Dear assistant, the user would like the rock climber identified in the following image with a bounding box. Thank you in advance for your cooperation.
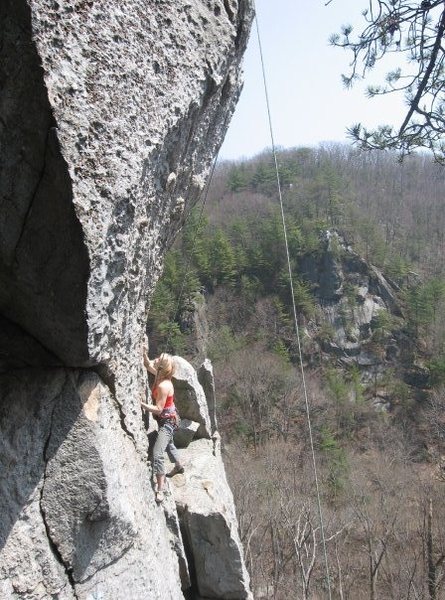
[141,349,184,503]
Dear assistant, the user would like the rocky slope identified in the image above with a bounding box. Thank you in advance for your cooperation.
[299,230,414,408]
[0,1,253,598]
[301,231,401,358]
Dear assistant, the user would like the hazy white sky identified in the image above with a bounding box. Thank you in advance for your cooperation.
[220,0,407,160]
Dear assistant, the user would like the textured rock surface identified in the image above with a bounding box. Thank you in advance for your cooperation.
[301,230,400,359]
[0,0,90,367]
[161,491,191,591]
[170,438,252,600]
[0,0,253,597]
[198,358,218,433]
[174,418,201,449]
[0,369,184,599]
[0,0,253,446]
[150,358,251,598]
[0,372,75,599]
[173,356,213,439]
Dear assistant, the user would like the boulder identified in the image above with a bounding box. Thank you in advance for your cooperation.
[0,369,184,598]
[174,418,201,449]
[198,358,218,433]
[173,356,212,439]
[170,438,252,600]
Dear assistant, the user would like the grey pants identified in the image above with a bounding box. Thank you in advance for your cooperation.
[153,423,180,475]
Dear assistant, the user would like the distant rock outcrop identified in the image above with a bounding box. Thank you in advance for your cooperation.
[0,1,253,597]
[301,231,402,371]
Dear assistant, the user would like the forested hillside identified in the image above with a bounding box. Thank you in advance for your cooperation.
[147,144,445,599]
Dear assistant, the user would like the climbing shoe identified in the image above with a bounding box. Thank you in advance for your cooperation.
[166,465,185,478]
[155,490,165,503]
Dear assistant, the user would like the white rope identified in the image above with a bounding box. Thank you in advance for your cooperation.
[164,153,219,352]
[254,10,333,599]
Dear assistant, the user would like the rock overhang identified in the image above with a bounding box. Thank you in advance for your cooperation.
[0,2,254,596]
[0,0,254,372]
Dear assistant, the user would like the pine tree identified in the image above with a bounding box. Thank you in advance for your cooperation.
[331,0,445,160]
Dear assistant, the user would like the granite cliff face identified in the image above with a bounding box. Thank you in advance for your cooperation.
[0,1,253,597]
[300,230,409,408]
[300,230,401,362]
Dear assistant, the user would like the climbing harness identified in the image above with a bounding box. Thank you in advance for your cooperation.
[254,9,333,599]
[152,385,180,429]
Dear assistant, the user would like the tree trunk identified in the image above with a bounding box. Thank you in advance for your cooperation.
[427,498,436,600]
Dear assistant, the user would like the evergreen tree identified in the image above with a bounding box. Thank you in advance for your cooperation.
[210,229,237,287]
[227,164,249,192]
[331,0,445,160]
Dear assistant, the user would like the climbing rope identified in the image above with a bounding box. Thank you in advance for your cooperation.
[149,8,333,595]
[254,9,333,599]
[163,153,219,352]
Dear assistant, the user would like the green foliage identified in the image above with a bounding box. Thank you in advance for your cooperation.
[299,221,326,254]
[425,279,445,317]
[317,321,336,345]
[302,164,347,227]
[355,217,387,266]
[149,280,176,328]
[343,283,358,311]
[338,303,356,340]
[326,368,349,405]
[268,298,291,334]
[384,254,411,285]
[233,420,252,439]
[332,1,445,160]
[147,242,204,352]
[279,275,316,319]
[390,379,412,405]
[319,426,349,499]
[427,355,445,387]
[156,322,186,354]
[228,164,249,192]
[207,325,244,363]
[329,234,345,261]
[272,339,290,363]
[370,308,394,343]
[403,279,445,337]
[227,156,299,196]
[182,210,211,284]
[325,367,368,436]
[348,364,364,404]
[250,162,277,194]
[210,229,238,287]
[238,274,261,305]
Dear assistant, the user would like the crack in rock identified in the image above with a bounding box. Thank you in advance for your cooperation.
[39,375,79,600]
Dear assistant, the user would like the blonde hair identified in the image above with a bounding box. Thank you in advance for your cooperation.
[154,353,174,387]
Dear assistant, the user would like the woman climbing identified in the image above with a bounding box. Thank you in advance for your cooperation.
[141,350,184,503]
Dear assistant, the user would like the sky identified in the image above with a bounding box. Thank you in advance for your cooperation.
[220,0,407,160]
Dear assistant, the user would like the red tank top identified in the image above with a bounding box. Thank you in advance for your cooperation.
[152,386,174,406]
[152,386,176,420]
